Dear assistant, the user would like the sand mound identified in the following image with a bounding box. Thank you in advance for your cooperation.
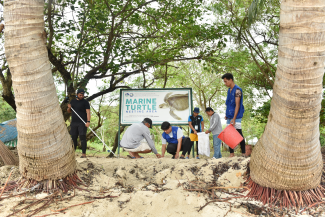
[0,157,323,216]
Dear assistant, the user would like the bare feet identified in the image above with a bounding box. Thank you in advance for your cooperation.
[229,153,235,157]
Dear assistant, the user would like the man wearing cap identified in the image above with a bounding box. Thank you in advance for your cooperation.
[188,107,204,159]
[120,118,162,159]
[67,88,91,158]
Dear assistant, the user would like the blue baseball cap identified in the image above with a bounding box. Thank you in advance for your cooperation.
[193,107,200,113]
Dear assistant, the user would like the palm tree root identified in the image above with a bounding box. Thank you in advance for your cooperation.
[245,177,325,210]
[0,172,87,196]
[246,153,325,210]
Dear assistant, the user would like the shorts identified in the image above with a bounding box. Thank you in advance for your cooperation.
[226,118,242,129]
[70,123,87,135]
[123,139,151,152]
[189,133,198,142]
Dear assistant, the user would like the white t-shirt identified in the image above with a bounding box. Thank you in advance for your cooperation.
[161,128,183,144]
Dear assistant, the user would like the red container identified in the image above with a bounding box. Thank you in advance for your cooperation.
[218,125,244,149]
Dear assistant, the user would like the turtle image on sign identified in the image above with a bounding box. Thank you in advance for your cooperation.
[159,92,189,120]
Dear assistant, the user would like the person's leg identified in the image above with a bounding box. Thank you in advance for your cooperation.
[215,135,222,158]
[181,138,192,157]
[70,124,78,150]
[128,151,136,158]
[236,129,246,157]
[187,141,194,158]
[79,124,88,157]
[212,134,218,158]
[229,147,235,157]
[226,119,235,157]
[133,149,151,158]
[80,135,87,156]
[71,135,78,150]
[166,143,177,157]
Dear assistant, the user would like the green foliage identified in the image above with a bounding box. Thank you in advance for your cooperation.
[247,0,266,26]
[47,0,226,100]
[250,99,270,123]
[320,126,325,147]
[0,97,16,123]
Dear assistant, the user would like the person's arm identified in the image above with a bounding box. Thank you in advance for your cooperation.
[67,102,72,113]
[143,130,159,155]
[175,137,182,159]
[207,114,216,133]
[161,135,167,157]
[161,143,167,157]
[85,109,90,127]
[188,122,197,134]
[231,97,241,126]
[201,120,204,132]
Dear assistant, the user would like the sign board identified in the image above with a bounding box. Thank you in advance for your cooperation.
[119,88,193,125]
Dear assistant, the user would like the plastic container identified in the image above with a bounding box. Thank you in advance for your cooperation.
[217,125,243,149]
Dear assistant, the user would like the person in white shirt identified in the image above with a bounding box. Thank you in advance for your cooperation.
[160,121,192,159]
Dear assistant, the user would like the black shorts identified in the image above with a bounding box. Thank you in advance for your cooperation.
[70,123,87,136]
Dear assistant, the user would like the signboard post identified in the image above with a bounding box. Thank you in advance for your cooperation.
[117,88,194,158]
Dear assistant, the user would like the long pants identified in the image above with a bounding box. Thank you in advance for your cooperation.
[70,123,88,154]
[195,141,199,155]
[213,134,222,158]
[71,135,87,154]
[167,137,192,156]
[229,129,245,154]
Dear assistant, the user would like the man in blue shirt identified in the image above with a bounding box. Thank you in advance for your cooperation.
[222,73,246,157]
[188,107,204,159]
[161,121,192,159]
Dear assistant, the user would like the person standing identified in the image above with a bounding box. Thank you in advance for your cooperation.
[120,118,161,159]
[67,88,90,158]
[161,121,192,159]
[222,73,246,157]
[205,107,222,159]
[188,107,204,159]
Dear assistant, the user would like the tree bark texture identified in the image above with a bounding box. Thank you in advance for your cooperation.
[4,0,76,181]
[250,0,325,191]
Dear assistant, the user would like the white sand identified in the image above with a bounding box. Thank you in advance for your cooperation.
[0,156,318,217]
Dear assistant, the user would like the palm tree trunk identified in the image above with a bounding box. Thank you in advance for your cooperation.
[0,140,18,166]
[4,0,76,182]
[248,0,325,207]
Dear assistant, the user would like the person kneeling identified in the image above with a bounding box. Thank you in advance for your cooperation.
[120,118,161,159]
[161,121,192,159]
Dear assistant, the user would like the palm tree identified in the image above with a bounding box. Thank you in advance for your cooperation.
[4,0,77,190]
[247,0,325,207]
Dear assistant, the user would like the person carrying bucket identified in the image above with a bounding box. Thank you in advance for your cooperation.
[222,73,246,157]
[205,107,223,159]
[188,107,204,159]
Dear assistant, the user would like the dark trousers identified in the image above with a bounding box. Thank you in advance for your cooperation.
[167,137,192,156]
[190,141,199,156]
[70,123,88,154]
[229,129,245,154]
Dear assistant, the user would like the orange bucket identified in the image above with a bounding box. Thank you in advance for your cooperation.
[218,125,243,149]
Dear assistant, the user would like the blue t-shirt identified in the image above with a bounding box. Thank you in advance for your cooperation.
[188,115,204,133]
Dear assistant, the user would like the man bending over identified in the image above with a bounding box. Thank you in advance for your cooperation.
[121,118,161,159]
[161,121,192,159]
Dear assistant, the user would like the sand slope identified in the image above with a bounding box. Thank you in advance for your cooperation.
[0,156,321,217]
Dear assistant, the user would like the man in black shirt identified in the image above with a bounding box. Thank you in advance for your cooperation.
[67,88,91,158]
